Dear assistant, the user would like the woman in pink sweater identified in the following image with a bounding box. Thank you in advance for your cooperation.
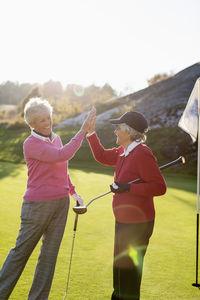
[0,98,96,300]
[87,111,166,300]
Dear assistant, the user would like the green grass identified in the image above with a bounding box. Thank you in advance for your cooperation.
[0,162,199,299]
[0,125,197,175]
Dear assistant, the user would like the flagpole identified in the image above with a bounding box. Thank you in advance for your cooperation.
[192,78,200,288]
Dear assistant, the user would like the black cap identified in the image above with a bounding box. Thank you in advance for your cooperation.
[110,111,148,133]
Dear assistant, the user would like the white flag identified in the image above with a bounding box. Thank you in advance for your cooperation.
[178,78,200,142]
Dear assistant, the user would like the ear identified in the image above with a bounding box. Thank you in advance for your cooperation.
[29,121,35,129]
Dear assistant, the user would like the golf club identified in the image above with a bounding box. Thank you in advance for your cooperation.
[63,202,79,300]
[73,156,185,215]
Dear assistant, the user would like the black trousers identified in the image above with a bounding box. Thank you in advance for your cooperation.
[111,220,154,300]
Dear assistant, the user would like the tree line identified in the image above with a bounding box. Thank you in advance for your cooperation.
[0,72,171,106]
[0,73,171,126]
[0,80,116,106]
[0,80,117,126]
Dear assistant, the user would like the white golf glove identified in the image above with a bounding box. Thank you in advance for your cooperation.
[71,193,84,206]
[111,183,119,190]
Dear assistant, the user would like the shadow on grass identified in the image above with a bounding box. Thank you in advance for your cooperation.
[70,159,196,194]
[0,162,25,179]
[171,194,196,209]
[0,160,196,196]
[164,173,196,194]
[70,160,115,176]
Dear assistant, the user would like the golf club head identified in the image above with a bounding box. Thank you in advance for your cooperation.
[73,205,87,214]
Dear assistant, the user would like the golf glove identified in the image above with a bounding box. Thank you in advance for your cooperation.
[71,193,84,206]
[110,182,130,194]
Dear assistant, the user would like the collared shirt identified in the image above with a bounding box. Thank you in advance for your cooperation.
[120,140,141,157]
[31,130,57,142]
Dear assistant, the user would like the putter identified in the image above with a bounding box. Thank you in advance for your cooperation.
[73,156,185,215]
[63,202,79,300]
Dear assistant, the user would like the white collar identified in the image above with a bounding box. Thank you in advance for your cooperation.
[31,130,57,142]
[120,140,141,157]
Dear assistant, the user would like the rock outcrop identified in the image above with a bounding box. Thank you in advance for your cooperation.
[55,62,200,130]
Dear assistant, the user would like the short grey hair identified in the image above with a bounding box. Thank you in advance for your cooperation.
[24,97,53,125]
[119,123,147,142]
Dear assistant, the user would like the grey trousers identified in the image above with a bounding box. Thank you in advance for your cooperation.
[0,197,69,300]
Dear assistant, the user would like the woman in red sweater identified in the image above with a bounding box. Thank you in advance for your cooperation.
[87,111,166,300]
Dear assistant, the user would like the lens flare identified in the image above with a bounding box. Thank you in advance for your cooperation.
[129,246,139,266]
[113,204,147,223]
[73,85,85,97]
[114,244,147,274]
[129,244,147,274]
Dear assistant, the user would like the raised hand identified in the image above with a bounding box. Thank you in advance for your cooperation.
[87,116,96,134]
[80,107,96,135]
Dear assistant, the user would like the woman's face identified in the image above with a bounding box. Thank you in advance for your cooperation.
[114,124,131,146]
[31,111,52,136]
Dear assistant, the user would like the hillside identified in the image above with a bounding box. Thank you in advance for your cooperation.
[119,62,200,129]
[0,63,199,174]
[56,62,200,129]
[54,63,200,174]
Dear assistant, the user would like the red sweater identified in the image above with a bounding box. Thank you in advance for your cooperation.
[87,133,167,224]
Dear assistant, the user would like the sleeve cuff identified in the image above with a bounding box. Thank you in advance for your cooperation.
[71,193,78,200]
[86,131,96,137]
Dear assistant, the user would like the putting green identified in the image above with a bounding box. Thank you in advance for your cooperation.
[0,162,199,299]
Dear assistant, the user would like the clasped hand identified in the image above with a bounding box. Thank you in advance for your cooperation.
[71,194,84,206]
[110,182,130,194]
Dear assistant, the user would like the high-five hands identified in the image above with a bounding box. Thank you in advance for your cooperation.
[87,114,96,135]
[80,107,96,135]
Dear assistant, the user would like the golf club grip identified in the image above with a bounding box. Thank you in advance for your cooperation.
[128,156,185,184]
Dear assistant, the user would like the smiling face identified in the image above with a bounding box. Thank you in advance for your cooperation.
[114,124,132,148]
[30,111,52,136]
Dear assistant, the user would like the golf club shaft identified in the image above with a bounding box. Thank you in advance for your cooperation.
[73,212,79,231]
[85,156,185,208]
[159,156,185,170]
[86,191,111,207]
[63,203,79,299]
[128,156,185,185]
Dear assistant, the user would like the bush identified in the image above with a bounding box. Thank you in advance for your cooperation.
[148,73,173,86]
[7,118,29,130]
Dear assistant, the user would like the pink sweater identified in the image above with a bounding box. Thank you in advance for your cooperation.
[23,131,84,201]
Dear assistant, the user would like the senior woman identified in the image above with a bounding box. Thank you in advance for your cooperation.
[0,98,96,300]
[86,111,167,300]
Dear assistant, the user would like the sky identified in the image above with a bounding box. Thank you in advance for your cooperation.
[0,0,200,94]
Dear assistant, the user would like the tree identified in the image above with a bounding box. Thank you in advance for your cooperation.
[147,73,172,86]
[0,81,36,105]
[19,87,41,116]
[41,80,63,100]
